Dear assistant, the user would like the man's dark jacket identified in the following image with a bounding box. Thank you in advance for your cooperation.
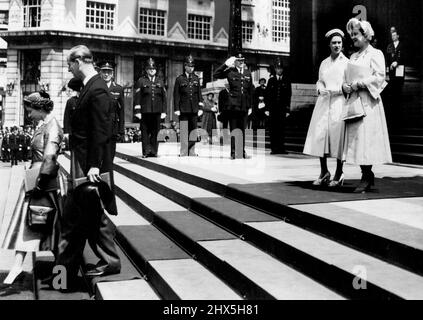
[173,73,203,113]
[108,81,125,136]
[213,64,254,112]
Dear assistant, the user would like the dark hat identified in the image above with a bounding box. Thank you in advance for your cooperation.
[274,57,284,69]
[234,52,245,60]
[207,92,215,98]
[99,61,115,71]
[145,57,156,69]
[68,78,83,92]
[184,55,195,67]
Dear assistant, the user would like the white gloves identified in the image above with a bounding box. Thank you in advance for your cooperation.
[225,57,237,68]
[211,106,218,112]
[198,110,204,117]
[258,102,266,109]
[248,108,252,116]
[161,113,167,119]
[175,110,181,116]
[265,111,270,117]
[135,113,142,120]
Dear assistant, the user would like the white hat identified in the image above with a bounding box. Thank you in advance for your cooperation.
[325,28,345,39]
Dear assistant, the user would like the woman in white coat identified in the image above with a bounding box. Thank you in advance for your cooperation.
[342,18,392,193]
[303,29,348,187]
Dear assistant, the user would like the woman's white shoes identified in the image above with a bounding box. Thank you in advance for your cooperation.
[329,174,345,188]
[312,172,331,186]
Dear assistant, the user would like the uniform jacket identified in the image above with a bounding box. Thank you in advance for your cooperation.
[8,133,19,150]
[63,96,78,134]
[70,74,113,175]
[218,89,230,113]
[173,73,203,113]
[134,76,167,114]
[108,82,126,136]
[213,64,254,112]
[265,75,292,113]
[386,41,405,79]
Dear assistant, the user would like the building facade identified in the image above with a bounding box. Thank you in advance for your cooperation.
[0,0,291,128]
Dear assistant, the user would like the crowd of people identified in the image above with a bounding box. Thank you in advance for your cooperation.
[0,126,34,165]
[0,16,399,291]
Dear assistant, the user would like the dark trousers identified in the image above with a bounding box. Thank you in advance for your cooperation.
[227,111,247,158]
[141,113,161,156]
[111,136,118,160]
[56,188,121,283]
[10,148,18,166]
[270,111,286,152]
[179,113,198,156]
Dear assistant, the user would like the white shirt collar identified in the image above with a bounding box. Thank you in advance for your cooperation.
[83,71,97,86]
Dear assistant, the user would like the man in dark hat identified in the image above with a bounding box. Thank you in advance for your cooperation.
[214,52,254,159]
[99,61,125,159]
[265,58,291,154]
[173,55,204,156]
[133,57,167,158]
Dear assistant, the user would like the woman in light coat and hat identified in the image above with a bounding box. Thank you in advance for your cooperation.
[303,28,349,187]
[1,91,63,286]
[342,18,392,193]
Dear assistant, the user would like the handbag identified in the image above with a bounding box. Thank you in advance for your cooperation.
[342,93,366,122]
[26,190,55,229]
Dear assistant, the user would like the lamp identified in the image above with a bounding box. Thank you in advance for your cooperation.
[256,23,269,37]
[40,82,50,92]
[6,81,15,96]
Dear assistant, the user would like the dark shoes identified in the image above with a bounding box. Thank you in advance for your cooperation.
[354,171,375,193]
[230,152,251,160]
[85,265,120,278]
[270,150,288,155]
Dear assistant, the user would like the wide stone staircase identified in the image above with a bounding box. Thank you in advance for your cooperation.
[55,145,423,300]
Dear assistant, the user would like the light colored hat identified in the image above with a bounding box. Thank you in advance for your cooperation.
[325,28,345,38]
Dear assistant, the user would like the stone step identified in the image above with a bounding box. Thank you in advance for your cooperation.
[57,156,241,300]
[113,156,423,299]
[115,150,423,278]
[112,168,343,300]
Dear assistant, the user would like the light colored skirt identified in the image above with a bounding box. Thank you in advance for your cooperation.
[303,94,345,159]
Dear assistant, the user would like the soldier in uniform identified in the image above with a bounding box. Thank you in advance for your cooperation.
[8,126,19,166]
[1,131,9,162]
[173,55,204,157]
[265,58,292,154]
[99,61,125,159]
[134,58,167,158]
[214,52,254,159]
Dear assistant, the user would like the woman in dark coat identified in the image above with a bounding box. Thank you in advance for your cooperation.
[1,91,63,285]
[201,93,218,144]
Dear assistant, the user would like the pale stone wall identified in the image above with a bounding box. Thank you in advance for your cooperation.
[4,49,20,127]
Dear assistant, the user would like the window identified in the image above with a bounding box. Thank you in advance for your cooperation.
[187,14,211,41]
[86,1,116,30]
[242,21,254,43]
[23,0,41,28]
[139,8,166,36]
[0,11,9,27]
[272,0,290,42]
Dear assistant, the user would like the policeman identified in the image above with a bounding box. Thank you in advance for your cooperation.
[214,52,254,159]
[173,55,204,157]
[265,58,292,154]
[99,61,125,159]
[8,126,19,166]
[134,58,167,158]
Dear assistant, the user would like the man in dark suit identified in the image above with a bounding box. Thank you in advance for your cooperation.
[134,58,167,158]
[214,52,254,159]
[54,45,121,286]
[265,58,291,155]
[8,126,19,166]
[173,55,204,157]
[385,29,405,127]
[63,78,84,151]
[99,61,125,159]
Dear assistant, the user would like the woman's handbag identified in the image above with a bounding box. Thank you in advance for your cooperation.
[26,190,55,229]
[342,93,366,122]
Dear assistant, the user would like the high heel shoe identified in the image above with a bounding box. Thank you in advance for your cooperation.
[354,171,375,193]
[329,173,345,188]
[312,172,331,186]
